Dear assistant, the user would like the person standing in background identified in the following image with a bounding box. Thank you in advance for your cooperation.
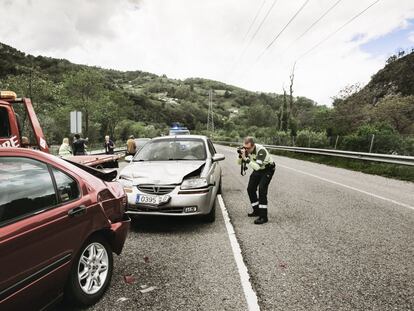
[104,135,115,154]
[58,137,72,156]
[127,135,136,156]
[72,134,88,155]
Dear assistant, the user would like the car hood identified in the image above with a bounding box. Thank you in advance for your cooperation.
[120,161,205,185]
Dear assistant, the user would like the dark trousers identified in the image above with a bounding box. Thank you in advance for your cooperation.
[247,166,275,207]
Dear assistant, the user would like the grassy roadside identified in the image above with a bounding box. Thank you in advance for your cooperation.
[269,150,414,182]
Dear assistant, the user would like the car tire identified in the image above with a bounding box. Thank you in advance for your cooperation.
[64,234,113,307]
[203,200,216,223]
[218,176,223,194]
[130,215,141,225]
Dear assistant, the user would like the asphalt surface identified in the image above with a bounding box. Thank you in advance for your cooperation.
[58,145,414,311]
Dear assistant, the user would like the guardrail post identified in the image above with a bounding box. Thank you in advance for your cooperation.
[369,134,375,153]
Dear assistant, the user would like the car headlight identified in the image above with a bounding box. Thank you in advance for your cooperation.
[180,177,208,190]
[118,176,133,192]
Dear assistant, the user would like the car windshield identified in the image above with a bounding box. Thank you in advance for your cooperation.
[134,139,206,161]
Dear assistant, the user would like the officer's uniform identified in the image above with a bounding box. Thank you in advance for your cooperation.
[238,144,275,224]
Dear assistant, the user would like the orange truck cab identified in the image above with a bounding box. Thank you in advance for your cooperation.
[0,91,49,152]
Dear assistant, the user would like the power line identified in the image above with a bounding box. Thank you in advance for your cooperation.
[242,0,266,43]
[283,0,344,52]
[256,0,311,61]
[239,0,279,61]
[227,0,279,79]
[273,0,380,90]
[297,0,381,61]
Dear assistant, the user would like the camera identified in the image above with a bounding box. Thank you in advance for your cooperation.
[237,146,246,156]
[237,146,248,176]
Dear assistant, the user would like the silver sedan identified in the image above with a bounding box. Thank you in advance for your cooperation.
[118,135,225,222]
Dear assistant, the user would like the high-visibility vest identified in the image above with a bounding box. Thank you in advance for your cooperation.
[247,144,272,170]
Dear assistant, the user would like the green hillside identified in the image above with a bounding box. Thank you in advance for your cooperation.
[0,42,319,142]
[0,42,412,155]
[333,52,414,135]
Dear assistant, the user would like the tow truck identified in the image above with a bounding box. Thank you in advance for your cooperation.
[0,90,121,168]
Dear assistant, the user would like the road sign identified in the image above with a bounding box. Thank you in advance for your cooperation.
[70,111,82,134]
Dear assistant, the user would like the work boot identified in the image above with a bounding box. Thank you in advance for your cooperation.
[254,209,268,224]
[248,206,260,217]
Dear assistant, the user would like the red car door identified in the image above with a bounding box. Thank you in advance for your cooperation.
[0,156,91,310]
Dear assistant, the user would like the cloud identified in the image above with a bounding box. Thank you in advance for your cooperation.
[0,0,413,104]
[409,31,414,43]
[0,0,140,51]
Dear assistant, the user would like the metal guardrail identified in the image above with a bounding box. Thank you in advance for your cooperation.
[214,141,414,166]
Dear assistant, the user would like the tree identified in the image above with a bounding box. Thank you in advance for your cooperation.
[94,91,134,138]
[1,72,63,114]
[372,96,414,134]
[63,69,106,137]
[332,83,362,103]
[280,88,289,131]
[287,63,296,128]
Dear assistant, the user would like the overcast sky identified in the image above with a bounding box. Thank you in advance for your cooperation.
[1,0,414,104]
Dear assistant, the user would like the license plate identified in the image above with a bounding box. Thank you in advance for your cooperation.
[136,194,170,205]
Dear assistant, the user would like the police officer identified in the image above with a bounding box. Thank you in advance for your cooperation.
[238,137,275,224]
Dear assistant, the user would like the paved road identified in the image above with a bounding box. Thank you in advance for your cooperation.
[59,160,247,311]
[59,145,414,311]
[218,145,414,311]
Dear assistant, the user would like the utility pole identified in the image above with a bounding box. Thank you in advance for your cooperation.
[207,89,215,134]
[287,62,296,131]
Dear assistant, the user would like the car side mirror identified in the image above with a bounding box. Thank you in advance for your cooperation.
[212,154,225,162]
[125,155,133,162]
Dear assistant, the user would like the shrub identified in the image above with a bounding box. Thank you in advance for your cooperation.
[296,130,329,148]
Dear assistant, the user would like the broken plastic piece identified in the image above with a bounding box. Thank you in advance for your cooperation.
[139,286,157,293]
[124,275,136,284]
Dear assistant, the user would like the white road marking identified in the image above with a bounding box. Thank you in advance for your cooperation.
[217,195,261,311]
[277,163,414,211]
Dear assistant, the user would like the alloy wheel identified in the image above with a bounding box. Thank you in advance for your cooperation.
[77,242,109,295]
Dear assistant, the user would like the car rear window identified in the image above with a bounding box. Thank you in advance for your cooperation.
[0,157,57,226]
[135,139,206,161]
[52,167,80,203]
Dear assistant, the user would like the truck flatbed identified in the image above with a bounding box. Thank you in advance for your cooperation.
[66,154,122,168]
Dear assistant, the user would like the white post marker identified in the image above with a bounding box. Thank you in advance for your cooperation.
[217,195,261,311]
[70,111,82,134]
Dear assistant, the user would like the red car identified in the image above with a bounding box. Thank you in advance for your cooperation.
[0,148,130,310]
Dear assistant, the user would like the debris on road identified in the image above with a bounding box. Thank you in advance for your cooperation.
[144,256,150,263]
[116,297,130,302]
[139,286,157,294]
[279,262,287,269]
[124,275,136,284]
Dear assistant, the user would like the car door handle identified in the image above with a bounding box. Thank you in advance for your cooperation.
[68,205,87,217]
